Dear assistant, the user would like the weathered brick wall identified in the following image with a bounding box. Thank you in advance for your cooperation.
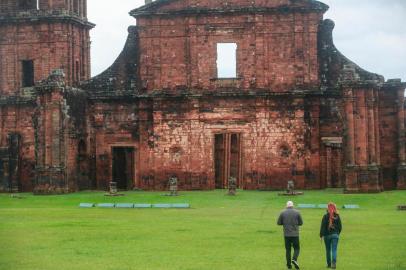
[0,22,91,95]
[146,97,310,190]
[156,0,294,10]
[137,11,322,92]
[0,104,36,191]
[0,0,87,17]
[87,96,320,191]
[379,89,398,189]
[88,101,140,190]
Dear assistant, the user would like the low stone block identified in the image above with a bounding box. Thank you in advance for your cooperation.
[79,203,94,208]
[134,204,152,208]
[171,203,190,208]
[298,204,316,209]
[318,204,328,209]
[342,204,360,209]
[97,203,115,208]
[397,205,406,211]
[116,203,134,208]
[152,204,171,208]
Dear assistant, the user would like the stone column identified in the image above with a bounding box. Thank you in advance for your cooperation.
[373,90,381,165]
[367,90,376,164]
[345,89,355,164]
[326,146,332,188]
[367,89,380,192]
[33,70,68,194]
[397,87,406,189]
[344,88,358,192]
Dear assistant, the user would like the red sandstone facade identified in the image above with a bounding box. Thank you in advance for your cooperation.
[0,0,405,193]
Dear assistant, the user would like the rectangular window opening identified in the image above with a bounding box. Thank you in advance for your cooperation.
[22,60,34,87]
[75,60,80,83]
[73,0,79,14]
[216,43,237,79]
[18,0,37,9]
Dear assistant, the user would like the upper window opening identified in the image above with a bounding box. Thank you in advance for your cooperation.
[216,43,237,78]
[73,0,79,14]
[18,0,38,10]
[75,60,80,83]
[22,60,34,88]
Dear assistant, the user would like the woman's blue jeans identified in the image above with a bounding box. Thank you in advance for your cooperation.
[324,234,339,266]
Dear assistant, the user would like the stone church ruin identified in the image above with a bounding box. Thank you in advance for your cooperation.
[0,0,405,194]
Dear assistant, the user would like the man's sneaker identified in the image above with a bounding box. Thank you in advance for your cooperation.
[332,262,336,269]
[292,260,300,270]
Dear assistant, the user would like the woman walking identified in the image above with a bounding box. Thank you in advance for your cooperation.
[320,202,342,269]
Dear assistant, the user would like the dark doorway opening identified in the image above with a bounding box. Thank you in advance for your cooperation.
[22,60,34,87]
[8,134,21,192]
[214,133,242,189]
[112,147,134,190]
[77,140,89,190]
[325,146,343,188]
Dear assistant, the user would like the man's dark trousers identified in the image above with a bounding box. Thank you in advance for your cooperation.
[284,236,300,269]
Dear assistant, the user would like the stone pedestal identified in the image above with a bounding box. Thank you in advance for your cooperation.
[344,165,358,193]
[345,165,382,193]
[364,165,381,192]
[397,164,406,189]
[34,167,68,195]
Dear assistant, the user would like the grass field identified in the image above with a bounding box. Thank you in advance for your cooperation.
[0,190,405,270]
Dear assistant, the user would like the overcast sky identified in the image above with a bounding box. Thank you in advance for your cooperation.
[88,0,406,82]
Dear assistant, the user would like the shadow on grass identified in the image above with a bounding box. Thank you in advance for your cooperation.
[256,230,276,234]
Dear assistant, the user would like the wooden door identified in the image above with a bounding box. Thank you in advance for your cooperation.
[214,133,242,189]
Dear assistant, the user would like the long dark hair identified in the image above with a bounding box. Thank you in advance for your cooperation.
[327,202,339,229]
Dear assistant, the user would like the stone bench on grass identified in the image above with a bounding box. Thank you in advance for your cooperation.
[171,203,190,209]
[80,203,191,209]
[116,203,134,208]
[298,204,316,209]
[342,204,360,209]
[398,205,406,211]
[152,204,172,208]
[79,203,95,208]
[97,203,115,208]
[134,204,152,208]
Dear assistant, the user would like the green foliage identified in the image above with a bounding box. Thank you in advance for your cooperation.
[0,190,405,270]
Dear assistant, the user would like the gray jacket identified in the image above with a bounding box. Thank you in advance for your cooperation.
[277,208,303,237]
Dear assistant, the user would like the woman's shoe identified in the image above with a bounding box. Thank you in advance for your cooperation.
[331,262,336,269]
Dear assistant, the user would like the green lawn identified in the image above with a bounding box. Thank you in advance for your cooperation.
[0,190,405,270]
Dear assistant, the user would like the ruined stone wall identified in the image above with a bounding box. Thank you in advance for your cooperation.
[0,104,36,191]
[378,89,398,189]
[317,96,344,188]
[156,0,296,10]
[145,96,311,190]
[0,0,87,17]
[0,22,91,94]
[86,95,320,191]
[88,101,139,190]
[342,86,382,192]
[137,11,322,92]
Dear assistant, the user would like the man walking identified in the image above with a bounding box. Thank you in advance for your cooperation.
[277,201,303,270]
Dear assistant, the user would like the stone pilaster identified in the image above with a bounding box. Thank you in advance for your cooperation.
[397,86,406,189]
[33,70,69,194]
[344,88,359,192]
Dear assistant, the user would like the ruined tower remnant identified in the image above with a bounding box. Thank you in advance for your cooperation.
[0,0,405,194]
[0,0,93,193]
